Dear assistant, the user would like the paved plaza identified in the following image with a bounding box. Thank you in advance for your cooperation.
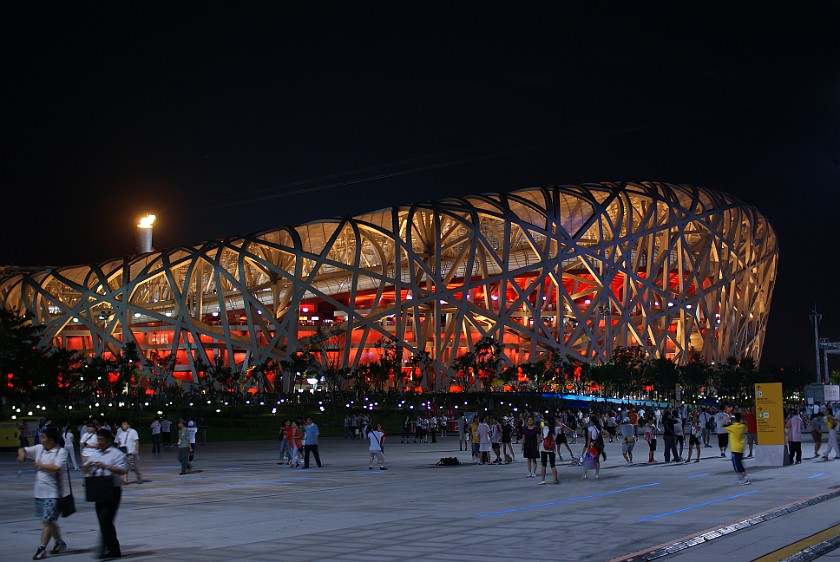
[2,433,839,561]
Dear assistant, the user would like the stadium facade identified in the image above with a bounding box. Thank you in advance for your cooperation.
[0,181,778,391]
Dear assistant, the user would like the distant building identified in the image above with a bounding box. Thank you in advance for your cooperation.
[0,181,778,391]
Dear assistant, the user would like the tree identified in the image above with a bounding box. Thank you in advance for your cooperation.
[679,355,709,401]
[647,357,679,401]
[146,350,177,392]
[0,310,50,410]
[474,336,502,392]
[449,351,476,392]
[369,337,403,393]
[610,346,648,396]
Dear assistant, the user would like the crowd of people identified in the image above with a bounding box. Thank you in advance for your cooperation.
[373,401,839,487]
[14,400,837,559]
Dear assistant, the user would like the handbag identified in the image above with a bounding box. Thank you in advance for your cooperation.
[85,470,115,502]
[58,463,76,517]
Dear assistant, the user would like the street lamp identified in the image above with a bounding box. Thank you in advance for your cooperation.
[598,304,611,362]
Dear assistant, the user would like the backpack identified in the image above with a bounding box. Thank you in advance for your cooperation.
[543,432,556,451]
[705,417,716,431]
[592,429,604,453]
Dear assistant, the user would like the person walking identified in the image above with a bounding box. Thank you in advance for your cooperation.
[662,411,679,463]
[673,410,685,460]
[458,414,467,451]
[288,421,303,468]
[150,417,162,454]
[644,418,657,463]
[177,420,191,475]
[714,407,731,457]
[786,408,805,464]
[477,416,492,465]
[554,417,574,460]
[619,416,636,465]
[18,419,30,447]
[538,417,560,485]
[743,407,757,458]
[80,421,100,465]
[699,407,713,448]
[303,417,321,468]
[490,416,503,464]
[822,408,839,460]
[83,428,129,559]
[61,422,80,470]
[17,427,69,559]
[160,416,172,448]
[401,415,412,444]
[277,420,292,464]
[582,419,602,480]
[502,417,517,463]
[810,412,825,458]
[367,423,387,470]
[724,412,751,485]
[685,414,702,463]
[343,415,353,439]
[116,420,142,484]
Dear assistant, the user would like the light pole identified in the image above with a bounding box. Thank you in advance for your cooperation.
[599,304,611,362]
[810,307,822,383]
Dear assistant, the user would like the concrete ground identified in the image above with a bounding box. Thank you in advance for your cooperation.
[2,433,838,562]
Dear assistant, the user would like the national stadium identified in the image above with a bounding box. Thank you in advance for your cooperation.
[0,181,778,391]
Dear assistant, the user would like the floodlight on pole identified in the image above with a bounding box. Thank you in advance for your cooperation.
[137,214,156,254]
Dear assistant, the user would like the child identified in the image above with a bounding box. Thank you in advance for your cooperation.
[582,443,600,480]
[645,418,657,463]
[685,415,702,463]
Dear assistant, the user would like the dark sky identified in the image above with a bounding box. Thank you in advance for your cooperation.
[3,3,839,369]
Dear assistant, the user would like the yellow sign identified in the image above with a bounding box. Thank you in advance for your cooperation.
[755,382,784,446]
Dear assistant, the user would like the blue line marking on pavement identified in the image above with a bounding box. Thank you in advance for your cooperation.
[808,473,824,479]
[222,468,243,471]
[476,482,660,518]
[638,490,760,521]
[687,473,709,479]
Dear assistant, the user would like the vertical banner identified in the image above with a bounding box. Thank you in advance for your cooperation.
[755,382,784,446]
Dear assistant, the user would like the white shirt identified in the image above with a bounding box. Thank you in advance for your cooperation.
[161,419,172,432]
[714,412,731,434]
[117,427,140,454]
[62,429,75,445]
[368,430,385,452]
[80,430,99,457]
[86,445,128,487]
[23,445,68,498]
[150,420,161,435]
[539,426,556,453]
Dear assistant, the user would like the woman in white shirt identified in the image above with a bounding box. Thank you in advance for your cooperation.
[17,427,69,559]
[79,421,99,464]
[61,422,79,470]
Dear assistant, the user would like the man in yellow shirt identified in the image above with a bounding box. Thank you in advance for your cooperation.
[724,413,751,485]
[469,418,480,462]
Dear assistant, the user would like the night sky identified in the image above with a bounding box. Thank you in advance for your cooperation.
[3,3,839,370]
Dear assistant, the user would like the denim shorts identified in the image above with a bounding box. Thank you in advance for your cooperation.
[35,498,59,523]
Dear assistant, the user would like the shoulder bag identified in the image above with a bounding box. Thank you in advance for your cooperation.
[85,466,115,502]
[58,463,77,517]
